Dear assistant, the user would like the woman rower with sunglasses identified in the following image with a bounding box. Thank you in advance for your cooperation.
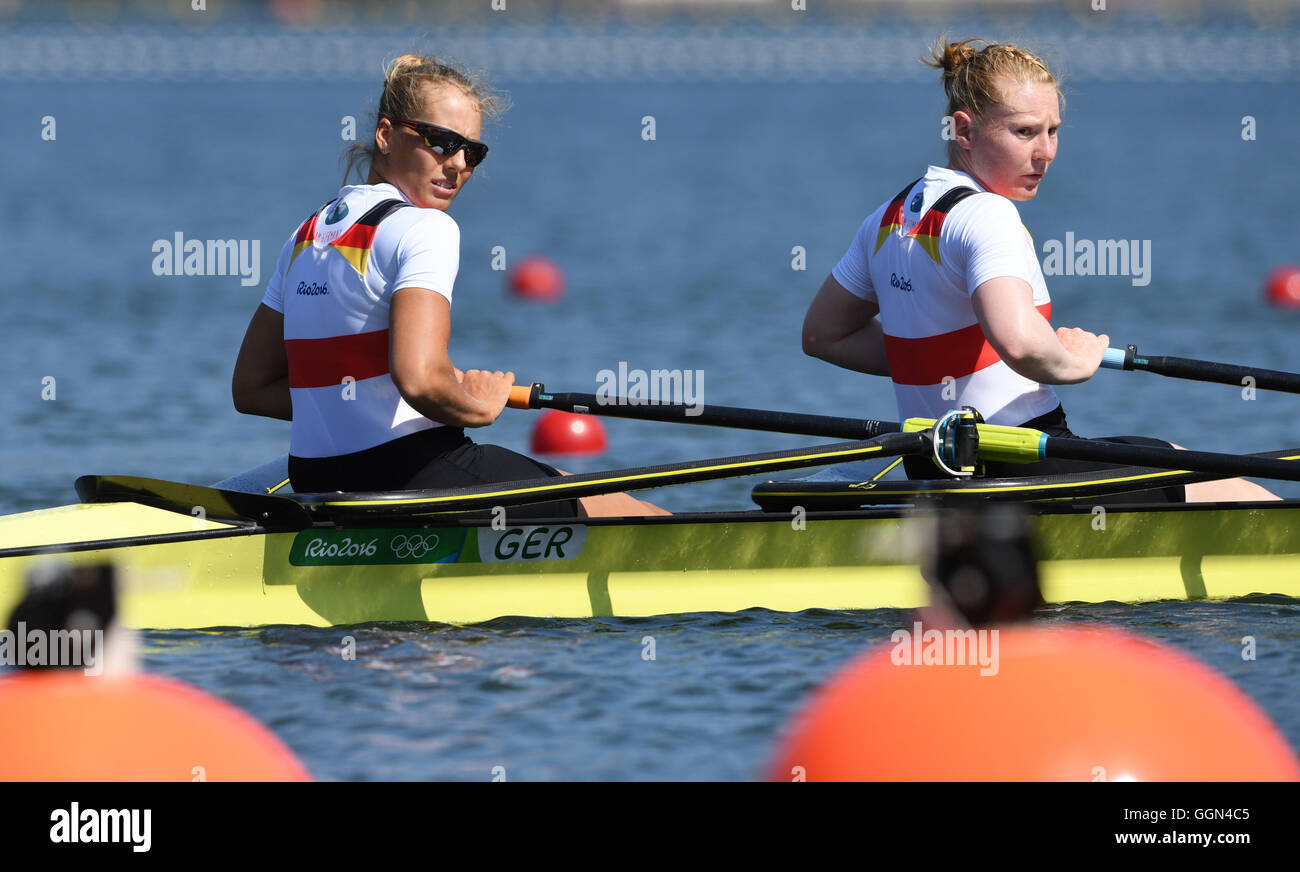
[802,37,1275,502]
[233,54,664,516]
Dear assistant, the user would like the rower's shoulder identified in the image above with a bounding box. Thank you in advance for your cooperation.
[951,185,1014,209]
[938,191,1033,259]
[381,203,461,244]
[944,188,1021,226]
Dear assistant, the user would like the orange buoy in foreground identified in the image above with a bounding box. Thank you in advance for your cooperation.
[1265,265,1300,308]
[768,626,1300,781]
[508,255,565,302]
[530,409,607,455]
[0,671,311,781]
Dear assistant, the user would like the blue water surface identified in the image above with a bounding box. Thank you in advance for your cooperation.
[3,20,1299,779]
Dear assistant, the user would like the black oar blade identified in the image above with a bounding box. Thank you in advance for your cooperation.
[75,475,313,530]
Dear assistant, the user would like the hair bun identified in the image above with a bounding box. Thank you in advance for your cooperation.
[924,35,989,78]
[385,53,429,82]
[943,40,978,73]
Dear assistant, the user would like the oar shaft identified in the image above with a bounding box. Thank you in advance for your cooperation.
[510,382,1300,485]
[1139,355,1300,394]
[1102,345,1300,394]
[1044,437,1300,481]
[510,384,900,440]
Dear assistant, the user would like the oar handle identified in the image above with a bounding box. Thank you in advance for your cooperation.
[508,383,538,410]
[1100,346,1132,370]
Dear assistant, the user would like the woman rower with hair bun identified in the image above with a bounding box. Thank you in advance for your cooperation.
[802,36,1276,502]
[232,54,664,517]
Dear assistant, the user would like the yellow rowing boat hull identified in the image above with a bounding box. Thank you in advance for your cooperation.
[2,501,1298,628]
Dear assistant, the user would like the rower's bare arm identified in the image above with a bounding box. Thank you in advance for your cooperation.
[390,288,512,428]
[801,274,891,376]
[232,304,292,421]
[971,277,1108,384]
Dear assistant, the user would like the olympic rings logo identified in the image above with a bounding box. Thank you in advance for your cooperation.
[390,534,440,560]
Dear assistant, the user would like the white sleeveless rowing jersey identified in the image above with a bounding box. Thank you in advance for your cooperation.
[261,182,461,458]
[832,165,1059,426]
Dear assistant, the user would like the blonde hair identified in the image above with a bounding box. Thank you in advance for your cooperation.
[923,36,1063,163]
[342,53,510,185]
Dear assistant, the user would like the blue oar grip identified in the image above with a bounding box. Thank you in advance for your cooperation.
[1100,347,1128,370]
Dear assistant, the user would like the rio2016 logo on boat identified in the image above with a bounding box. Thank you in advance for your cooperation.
[289,529,467,566]
[287,526,586,565]
[301,536,379,560]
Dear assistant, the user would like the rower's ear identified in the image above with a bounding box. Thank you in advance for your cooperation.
[949,109,975,152]
[374,117,393,157]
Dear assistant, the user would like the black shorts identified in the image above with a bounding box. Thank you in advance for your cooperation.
[288,427,581,519]
[903,405,1186,504]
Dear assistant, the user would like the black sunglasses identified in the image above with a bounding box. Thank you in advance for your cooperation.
[382,115,488,167]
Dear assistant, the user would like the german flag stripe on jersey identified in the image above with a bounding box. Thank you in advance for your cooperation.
[906,186,980,264]
[331,221,384,276]
[874,177,920,253]
[287,199,410,274]
[883,302,1053,386]
[289,213,319,266]
[285,329,391,389]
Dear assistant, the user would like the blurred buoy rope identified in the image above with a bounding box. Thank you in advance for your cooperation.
[0,562,310,781]
[769,501,1300,781]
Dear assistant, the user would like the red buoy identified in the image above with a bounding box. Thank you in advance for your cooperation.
[530,410,607,455]
[1265,265,1300,308]
[767,626,1300,781]
[0,671,311,781]
[508,255,565,302]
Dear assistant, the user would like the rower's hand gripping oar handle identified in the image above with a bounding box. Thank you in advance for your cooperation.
[1100,345,1136,371]
[508,383,544,410]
